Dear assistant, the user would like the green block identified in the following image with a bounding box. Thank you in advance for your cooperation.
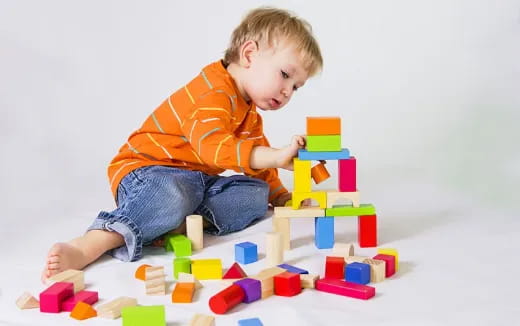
[122,305,165,326]
[173,257,191,279]
[325,204,376,217]
[306,135,341,152]
[165,234,192,256]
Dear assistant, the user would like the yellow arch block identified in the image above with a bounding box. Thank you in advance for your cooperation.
[292,191,327,209]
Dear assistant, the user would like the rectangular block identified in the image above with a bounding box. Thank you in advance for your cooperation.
[61,290,98,311]
[190,313,215,326]
[273,217,291,251]
[278,263,309,274]
[373,254,396,277]
[172,282,195,303]
[39,282,74,313]
[306,117,341,135]
[345,262,371,285]
[298,148,350,161]
[238,317,264,326]
[145,266,166,295]
[315,278,375,300]
[363,259,386,283]
[173,257,192,279]
[97,296,137,319]
[274,272,301,297]
[293,158,311,192]
[253,267,286,293]
[325,204,376,217]
[315,217,335,249]
[325,256,345,279]
[122,305,165,326]
[338,157,356,191]
[300,274,319,289]
[234,278,261,303]
[273,206,325,218]
[358,214,377,247]
[378,248,399,271]
[47,269,84,293]
[306,135,341,152]
[192,259,222,280]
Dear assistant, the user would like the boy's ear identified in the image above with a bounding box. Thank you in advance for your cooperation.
[239,40,259,68]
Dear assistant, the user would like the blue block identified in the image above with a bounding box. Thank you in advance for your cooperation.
[278,263,309,274]
[315,216,335,249]
[345,262,371,285]
[298,148,350,161]
[238,318,263,326]
[235,242,258,264]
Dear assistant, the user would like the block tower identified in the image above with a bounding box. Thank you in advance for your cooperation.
[273,117,378,251]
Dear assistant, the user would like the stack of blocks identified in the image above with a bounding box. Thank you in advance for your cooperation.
[273,116,378,251]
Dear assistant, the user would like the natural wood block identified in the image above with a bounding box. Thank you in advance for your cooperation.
[300,274,319,289]
[187,214,204,251]
[135,264,152,281]
[16,292,39,309]
[363,258,386,283]
[273,218,291,250]
[177,272,203,289]
[332,242,355,257]
[190,313,215,326]
[265,232,283,267]
[97,296,137,319]
[326,191,360,208]
[47,269,84,293]
[274,206,325,218]
[145,266,166,295]
[345,256,370,264]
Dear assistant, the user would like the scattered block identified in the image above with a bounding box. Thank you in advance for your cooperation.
[325,204,375,217]
[325,256,345,279]
[223,262,247,279]
[274,272,301,297]
[338,156,356,192]
[122,305,165,326]
[273,206,325,218]
[300,274,319,289]
[39,282,74,313]
[209,284,245,314]
[306,116,341,135]
[178,272,203,289]
[292,191,327,209]
[16,292,39,309]
[311,161,330,184]
[332,242,355,257]
[363,258,386,283]
[273,217,291,250]
[97,296,137,319]
[345,262,371,285]
[298,148,350,161]
[192,259,223,280]
[145,266,166,295]
[306,135,341,152]
[278,263,309,274]
[239,317,264,326]
[315,278,375,300]
[62,290,99,311]
[359,214,377,247]
[135,264,152,281]
[373,254,396,277]
[326,190,360,208]
[165,234,192,257]
[173,257,191,279]
[378,248,399,271]
[70,301,97,320]
[47,269,84,293]
[186,214,204,250]
[190,313,215,326]
[252,267,286,299]
[315,216,335,249]
[235,241,258,264]
[345,256,370,264]
[234,278,261,303]
[293,157,311,192]
[172,282,195,303]
[265,232,283,267]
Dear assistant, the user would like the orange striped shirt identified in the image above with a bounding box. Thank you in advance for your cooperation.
[108,61,288,203]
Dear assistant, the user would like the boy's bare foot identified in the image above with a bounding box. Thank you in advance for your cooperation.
[41,242,91,282]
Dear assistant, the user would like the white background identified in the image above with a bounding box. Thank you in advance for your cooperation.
[1,1,519,325]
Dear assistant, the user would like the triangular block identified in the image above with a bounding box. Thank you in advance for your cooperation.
[16,292,39,309]
[70,301,97,320]
[223,262,247,279]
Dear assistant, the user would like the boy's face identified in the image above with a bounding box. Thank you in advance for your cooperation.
[240,40,309,111]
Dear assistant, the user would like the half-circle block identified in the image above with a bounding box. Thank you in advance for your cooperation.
[326,191,360,208]
[292,192,327,209]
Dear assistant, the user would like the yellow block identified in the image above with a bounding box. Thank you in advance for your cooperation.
[293,158,311,192]
[378,248,399,271]
[292,191,327,209]
[191,259,222,280]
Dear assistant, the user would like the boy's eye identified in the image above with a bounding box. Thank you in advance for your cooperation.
[293,85,299,91]
[281,70,289,79]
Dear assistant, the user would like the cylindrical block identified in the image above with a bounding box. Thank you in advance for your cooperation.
[186,214,203,250]
[266,232,283,267]
[311,162,330,184]
[208,284,245,314]
[173,257,191,279]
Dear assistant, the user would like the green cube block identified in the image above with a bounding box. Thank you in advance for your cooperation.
[325,204,376,217]
[306,135,341,152]
[122,305,165,326]
[165,234,192,256]
[173,257,191,279]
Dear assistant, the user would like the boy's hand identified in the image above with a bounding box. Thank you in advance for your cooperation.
[272,192,292,207]
[276,135,306,171]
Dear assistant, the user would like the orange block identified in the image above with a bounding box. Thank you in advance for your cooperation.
[306,117,341,135]
[70,301,97,320]
[171,282,195,303]
[135,264,152,281]
[311,162,330,184]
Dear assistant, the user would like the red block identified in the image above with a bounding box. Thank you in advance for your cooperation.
[62,290,99,311]
[209,284,245,314]
[39,282,74,313]
[223,262,247,279]
[338,157,356,192]
[358,214,377,247]
[325,256,345,279]
[274,272,301,297]
[373,254,396,277]
[316,278,375,300]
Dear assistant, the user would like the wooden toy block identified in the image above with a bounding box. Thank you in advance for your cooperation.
[192,259,223,280]
[234,278,261,303]
[39,282,74,313]
[300,274,319,289]
[47,269,84,293]
[145,266,166,295]
[298,148,350,161]
[165,234,192,257]
[273,206,325,218]
[345,262,371,285]
[265,232,284,267]
[325,256,345,279]
[274,271,301,297]
[178,272,203,289]
[186,214,204,250]
[62,290,99,311]
[326,190,360,208]
[359,214,377,247]
[273,217,291,250]
[278,263,309,274]
[306,135,342,152]
[292,191,327,209]
[325,204,375,217]
[261,288,274,299]
[97,296,137,319]
[70,301,97,320]
[311,161,330,184]
[135,264,152,281]
[173,257,191,279]
[345,256,370,264]
[239,318,264,326]
[122,305,165,326]
[16,292,39,309]
[363,258,386,283]
[306,116,341,135]
[235,241,258,264]
[223,262,247,279]
[315,278,375,300]
[253,267,286,298]
[378,248,399,271]
[315,216,335,249]
[209,284,245,314]
[172,282,195,303]
[338,157,356,192]
[293,158,311,192]
[373,254,396,277]
[332,242,355,257]
[190,313,215,326]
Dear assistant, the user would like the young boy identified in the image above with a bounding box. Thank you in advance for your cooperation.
[42,7,323,280]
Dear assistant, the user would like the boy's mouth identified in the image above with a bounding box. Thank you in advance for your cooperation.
[270,98,281,109]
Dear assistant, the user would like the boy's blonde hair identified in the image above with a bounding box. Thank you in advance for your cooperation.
[224,7,323,77]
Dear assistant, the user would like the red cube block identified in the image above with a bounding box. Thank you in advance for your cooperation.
[373,254,396,277]
[325,256,345,279]
[274,272,301,297]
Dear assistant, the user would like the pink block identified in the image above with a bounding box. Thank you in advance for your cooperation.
[373,254,396,277]
[62,290,99,311]
[315,278,375,300]
[40,282,74,313]
[338,157,356,192]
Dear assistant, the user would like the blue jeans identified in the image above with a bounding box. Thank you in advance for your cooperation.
[87,165,269,262]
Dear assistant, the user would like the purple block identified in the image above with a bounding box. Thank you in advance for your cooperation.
[61,290,99,311]
[278,263,309,274]
[234,278,261,303]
